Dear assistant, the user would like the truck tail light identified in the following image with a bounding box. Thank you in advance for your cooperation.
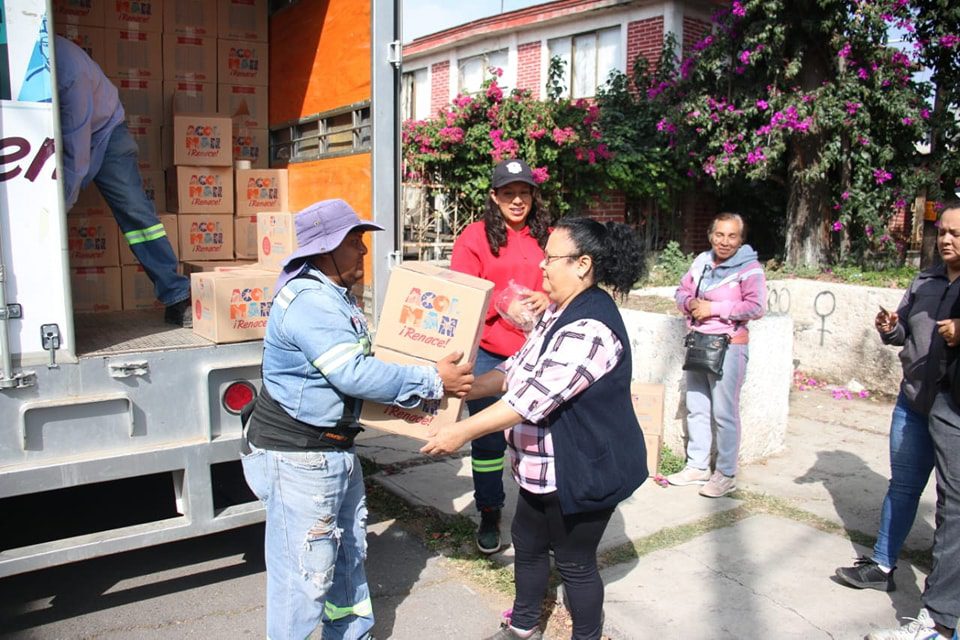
[222,380,257,415]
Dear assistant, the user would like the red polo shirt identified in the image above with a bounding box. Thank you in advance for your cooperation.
[450,221,545,357]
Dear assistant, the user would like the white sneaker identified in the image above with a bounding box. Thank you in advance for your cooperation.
[665,466,711,486]
[866,609,951,640]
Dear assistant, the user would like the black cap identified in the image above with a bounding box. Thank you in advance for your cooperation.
[491,159,538,189]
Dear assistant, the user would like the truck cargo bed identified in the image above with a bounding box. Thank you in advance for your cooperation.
[74,310,219,357]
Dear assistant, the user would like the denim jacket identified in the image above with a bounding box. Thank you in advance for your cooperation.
[262,266,443,426]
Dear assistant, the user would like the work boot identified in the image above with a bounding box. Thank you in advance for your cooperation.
[476,507,502,554]
[835,556,896,592]
[165,297,193,328]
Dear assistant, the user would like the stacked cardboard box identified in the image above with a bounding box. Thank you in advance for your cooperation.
[632,383,666,475]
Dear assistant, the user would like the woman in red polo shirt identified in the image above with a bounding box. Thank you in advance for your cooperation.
[450,158,550,555]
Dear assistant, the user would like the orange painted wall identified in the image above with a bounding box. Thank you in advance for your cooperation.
[270,1,375,284]
[269,0,371,124]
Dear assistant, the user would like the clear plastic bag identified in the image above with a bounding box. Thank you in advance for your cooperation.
[494,279,539,332]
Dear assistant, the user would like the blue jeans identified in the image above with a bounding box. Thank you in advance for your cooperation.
[241,444,374,640]
[467,348,508,512]
[872,393,935,569]
[94,122,189,305]
[684,343,748,477]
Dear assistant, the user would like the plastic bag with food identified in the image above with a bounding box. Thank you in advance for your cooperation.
[494,280,539,332]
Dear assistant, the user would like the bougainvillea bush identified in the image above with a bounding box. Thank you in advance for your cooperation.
[401,68,613,221]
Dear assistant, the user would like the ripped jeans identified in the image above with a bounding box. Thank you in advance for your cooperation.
[242,443,373,640]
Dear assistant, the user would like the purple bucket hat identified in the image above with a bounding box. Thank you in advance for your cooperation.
[274,198,384,291]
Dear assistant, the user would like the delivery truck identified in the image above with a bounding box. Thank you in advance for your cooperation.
[0,0,402,577]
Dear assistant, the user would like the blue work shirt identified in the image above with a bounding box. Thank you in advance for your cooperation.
[263,265,443,426]
[54,35,125,210]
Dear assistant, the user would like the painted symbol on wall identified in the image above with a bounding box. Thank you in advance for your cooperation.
[814,290,836,346]
[767,286,791,315]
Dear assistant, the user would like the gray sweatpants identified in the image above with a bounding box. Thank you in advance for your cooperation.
[924,391,960,631]
[683,343,749,477]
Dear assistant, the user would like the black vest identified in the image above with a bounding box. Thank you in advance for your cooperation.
[539,286,648,514]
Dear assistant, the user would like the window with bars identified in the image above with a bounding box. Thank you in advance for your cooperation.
[269,102,372,164]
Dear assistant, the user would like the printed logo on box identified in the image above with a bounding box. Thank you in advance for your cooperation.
[59,0,93,17]
[234,135,260,161]
[395,287,461,349]
[69,224,109,258]
[230,286,272,330]
[189,220,224,250]
[246,176,278,207]
[377,400,442,425]
[116,0,154,23]
[187,174,224,205]
[228,46,260,77]
[184,124,223,159]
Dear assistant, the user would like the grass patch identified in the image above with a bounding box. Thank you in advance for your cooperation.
[658,445,686,476]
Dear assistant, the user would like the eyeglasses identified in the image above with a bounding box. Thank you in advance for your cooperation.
[542,253,580,264]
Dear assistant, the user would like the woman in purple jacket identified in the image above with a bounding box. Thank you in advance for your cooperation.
[666,212,767,498]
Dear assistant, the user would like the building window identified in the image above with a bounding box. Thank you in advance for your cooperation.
[269,102,371,163]
[402,68,430,121]
[458,49,508,93]
[548,26,621,98]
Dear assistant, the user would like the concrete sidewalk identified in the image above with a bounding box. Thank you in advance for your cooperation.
[358,387,938,639]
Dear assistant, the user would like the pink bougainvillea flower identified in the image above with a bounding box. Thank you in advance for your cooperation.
[832,221,844,231]
[530,166,550,184]
[873,168,893,185]
[756,99,768,110]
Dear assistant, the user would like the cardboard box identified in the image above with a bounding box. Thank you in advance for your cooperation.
[127,122,162,170]
[53,0,105,27]
[178,214,235,260]
[103,28,162,80]
[359,347,463,440]
[119,213,177,265]
[233,127,267,168]
[171,114,233,166]
[632,382,665,474]
[55,24,106,62]
[69,184,111,217]
[163,0,218,35]
[218,0,268,42]
[218,39,269,86]
[236,169,288,215]
[140,170,167,214]
[166,166,234,213]
[256,211,298,270]
[162,34,217,82]
[72,267,122,313]
[105,0,163,33]
[373,262,494,363]
[190,269,275,343]
[164,81,218,124]
[219,83,268,129]
[113,77,163,124]
[181,259,257,277]
[234,215,259,259]
[121,264,165,310]
[68,216,121,267]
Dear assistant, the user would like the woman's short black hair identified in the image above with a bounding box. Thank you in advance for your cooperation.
[553,217,647,297]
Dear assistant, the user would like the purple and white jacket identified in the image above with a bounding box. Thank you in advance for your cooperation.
[675,245,767,338]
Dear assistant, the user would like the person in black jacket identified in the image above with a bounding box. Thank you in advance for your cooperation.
[865,200,960,640]
[422,218,648,640]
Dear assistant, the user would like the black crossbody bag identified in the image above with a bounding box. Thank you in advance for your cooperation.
[682,265,732,378]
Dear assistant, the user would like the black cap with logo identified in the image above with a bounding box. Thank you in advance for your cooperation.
[491,159,538,189]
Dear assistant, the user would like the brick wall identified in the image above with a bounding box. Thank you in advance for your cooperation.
[430,60,450,116]
[682,16,711,56]
[584,190,627,223]
[517,41,542,98]
[626,17,664,74]
[680,190,718,253]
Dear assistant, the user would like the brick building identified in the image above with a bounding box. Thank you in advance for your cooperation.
[402,0,718,253]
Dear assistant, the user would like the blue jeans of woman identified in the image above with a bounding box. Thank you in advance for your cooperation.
[467,348,508,512]
[684,343,748,477]
[241,443,373,640]
[94,122,189,305]
[871,393,935,569]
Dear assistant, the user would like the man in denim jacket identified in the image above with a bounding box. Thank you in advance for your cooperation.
[241,199,473,640]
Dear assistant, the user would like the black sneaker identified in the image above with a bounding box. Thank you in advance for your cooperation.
[476,508,502,555]
[164,298,193,328]
[835,556,895,592]
[484,622,542,640]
